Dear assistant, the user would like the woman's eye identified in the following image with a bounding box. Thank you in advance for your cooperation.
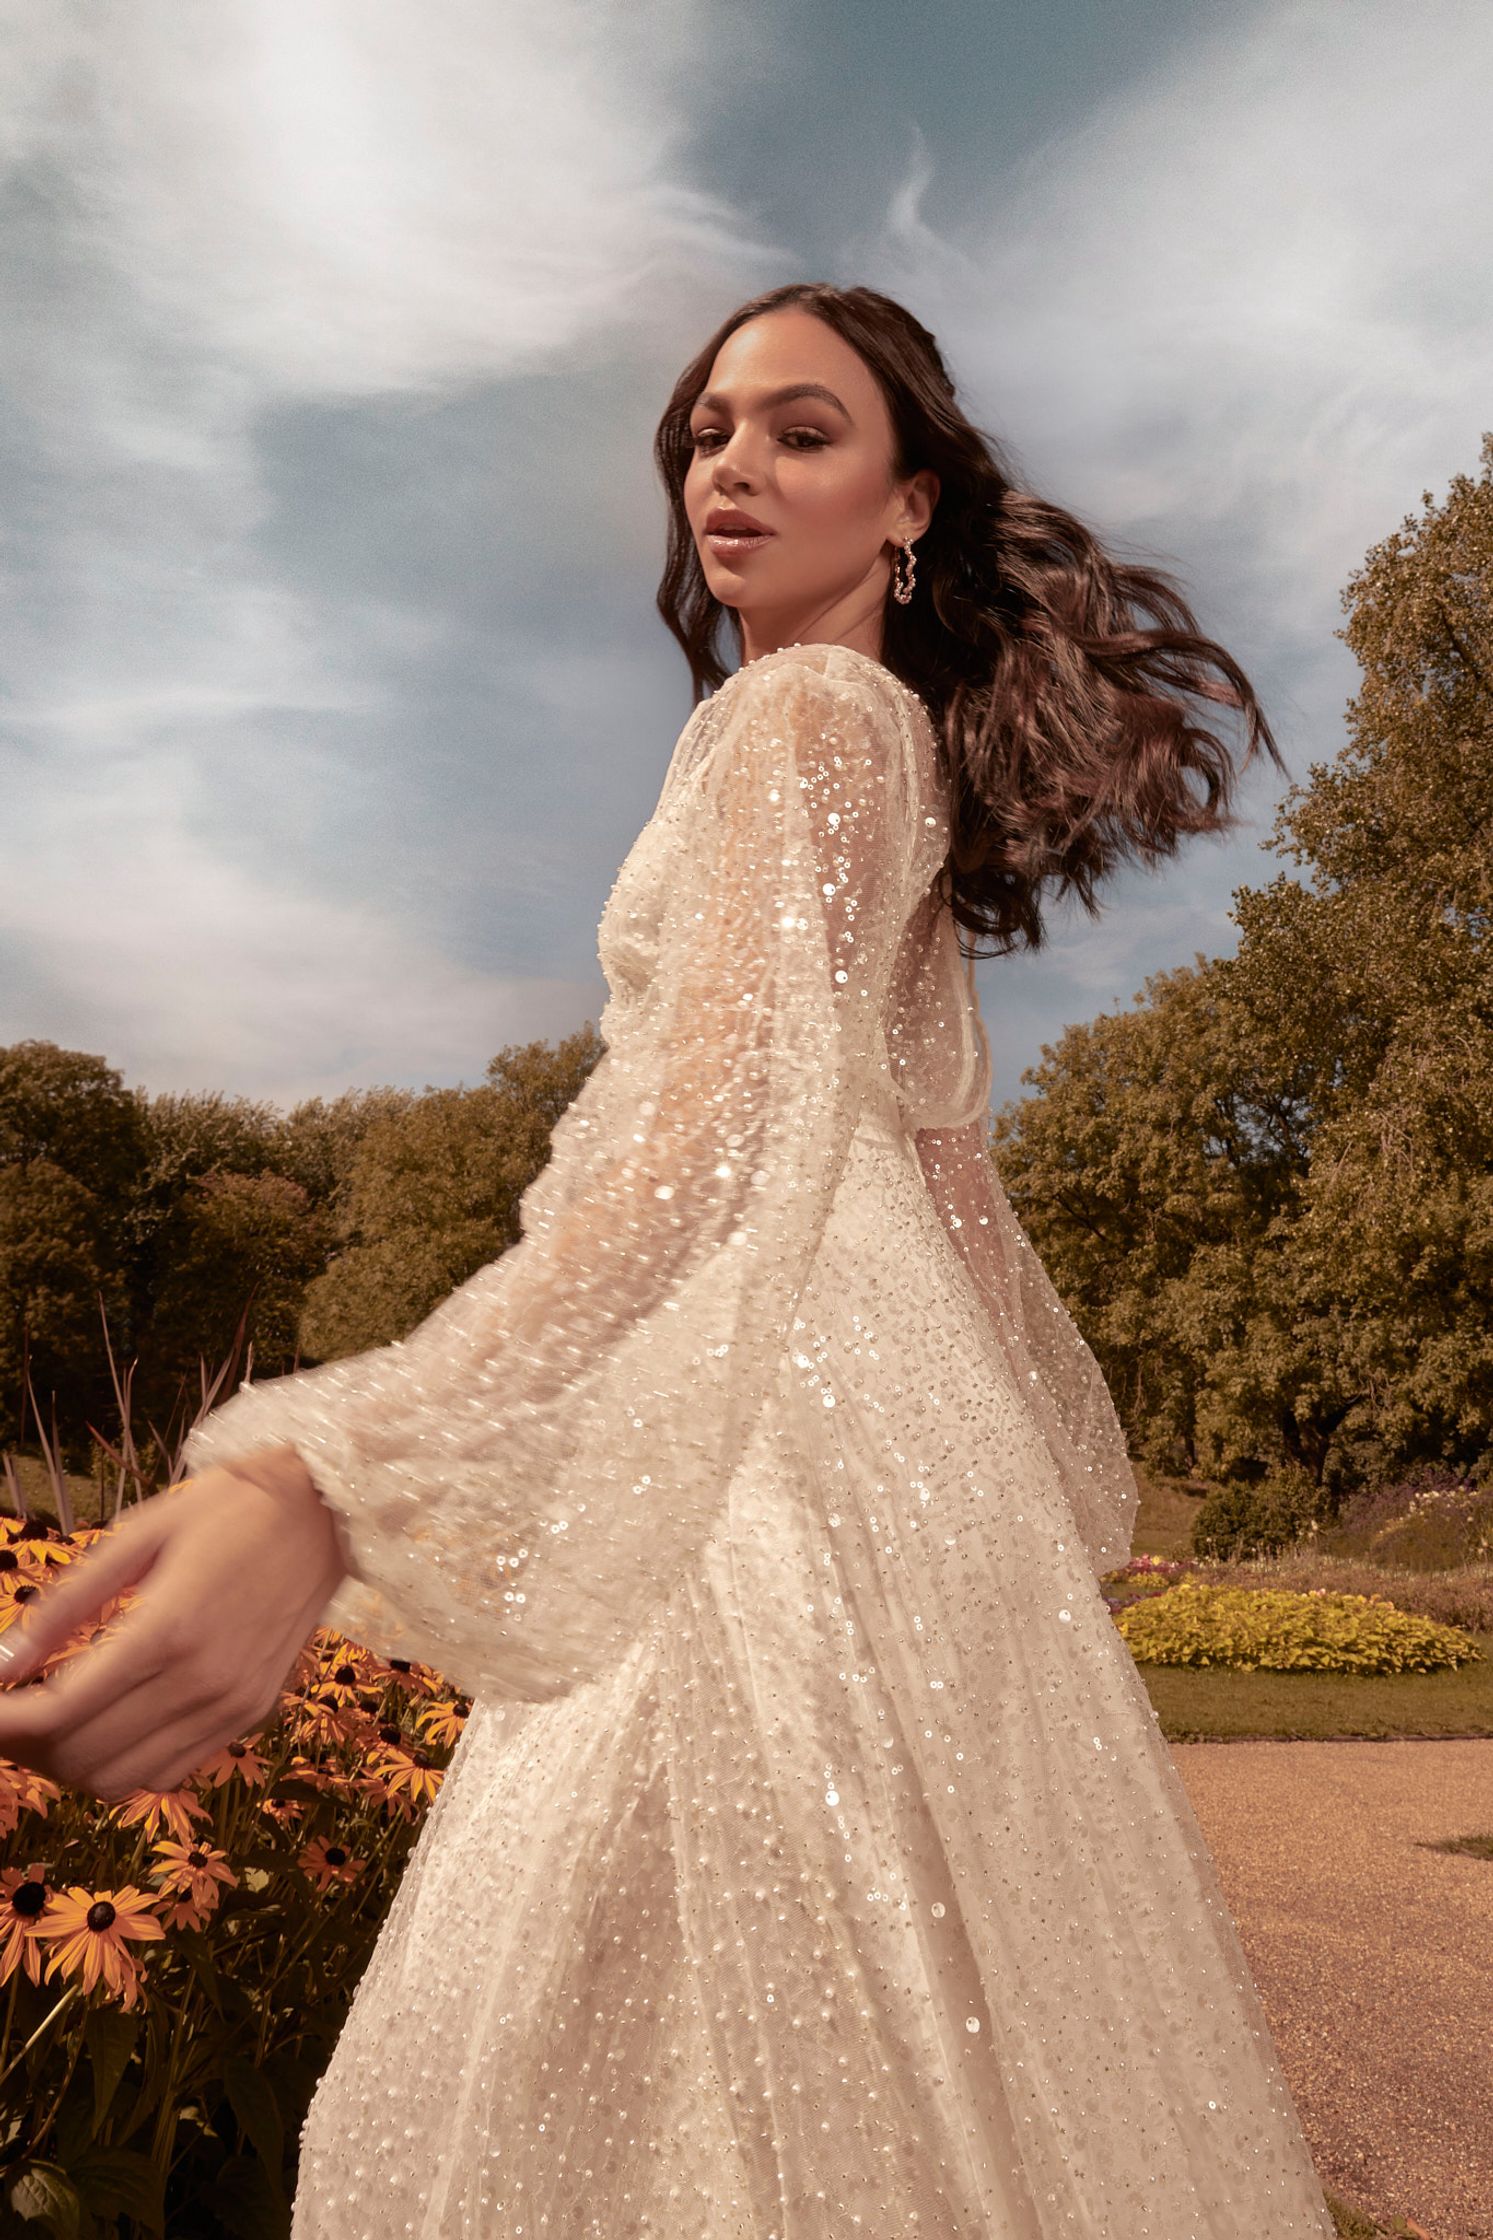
[688,428,829,452]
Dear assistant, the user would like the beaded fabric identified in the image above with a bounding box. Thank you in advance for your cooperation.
[186,641,1335,2236]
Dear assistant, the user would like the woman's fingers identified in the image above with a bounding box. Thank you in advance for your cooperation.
[0,1473,341,1801]
[0,1498,172,1687]
[0,1580,211,1786]
[70,1691,262,1805]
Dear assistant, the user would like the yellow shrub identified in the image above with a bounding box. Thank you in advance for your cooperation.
[1114,1578,1482,1673]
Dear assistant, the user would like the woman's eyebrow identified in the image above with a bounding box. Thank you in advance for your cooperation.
[691,381,852,419]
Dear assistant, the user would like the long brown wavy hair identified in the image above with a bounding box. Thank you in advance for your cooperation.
[653,281,1284,958]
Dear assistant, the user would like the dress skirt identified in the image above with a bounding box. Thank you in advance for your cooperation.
[289,1106,1336,2240]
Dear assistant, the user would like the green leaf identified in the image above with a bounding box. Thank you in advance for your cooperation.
[6,2163,82,2238]
[174,1928,222,2010]
[223,2056,285,2183]
[198,2154,290,2240]
[82,2007,140,2133]
[66,2148,165,2238]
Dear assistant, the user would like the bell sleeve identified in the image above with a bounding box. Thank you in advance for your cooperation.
[184,653,928,1702]
[912,1116,1139,1578]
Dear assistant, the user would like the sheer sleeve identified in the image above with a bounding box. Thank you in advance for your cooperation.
[185,652,929,1702]
[912,1117,1139,1578]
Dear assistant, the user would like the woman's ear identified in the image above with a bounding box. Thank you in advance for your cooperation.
[902,468,939,540]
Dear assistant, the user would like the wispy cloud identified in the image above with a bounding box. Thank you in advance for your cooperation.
[0,0,780,1096]
[3,0,1485,1109]
[858,0,1493,1093]
[881,0,1493,698]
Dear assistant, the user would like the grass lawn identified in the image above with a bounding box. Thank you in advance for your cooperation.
[1139,1628,1493,1742]
[1124,1467,1493,1743]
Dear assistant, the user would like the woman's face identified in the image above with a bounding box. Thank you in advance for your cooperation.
[682,307,936,660]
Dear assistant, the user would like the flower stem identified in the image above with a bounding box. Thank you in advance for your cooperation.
[0,1982,80,2091]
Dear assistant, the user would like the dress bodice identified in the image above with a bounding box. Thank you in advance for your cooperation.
[598,645,992,1133]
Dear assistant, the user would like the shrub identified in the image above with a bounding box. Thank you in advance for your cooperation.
[1191,1462,1323,1563]
[1114,1577,1482,1674]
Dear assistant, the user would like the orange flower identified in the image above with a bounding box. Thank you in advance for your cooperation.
[149,1837,238,1914]
[0,1867,54,1987]
[297,1835,365,1893]
[193,1734,272,1790]
[373,1651,446,1701]
[109,1785,209,1845]
[376,1748,443,1812]
[0,1759,61,1841]
[418,1698,468,1751]
[289,1690,366,1748]
[0,1541,42,1592]
[153,1892,211,1932]
[314,1647,380,1706]
[260,1792,306,1828]
[35,1884,165,2009]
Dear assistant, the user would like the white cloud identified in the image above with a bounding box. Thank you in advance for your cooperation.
[0,0,778,1098]
[879,0,1492,697]
[859,0,1493,1099]
[2,0,766,403]
[0,737,598,1103]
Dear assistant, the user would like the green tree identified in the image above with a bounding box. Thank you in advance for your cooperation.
[993,434,1493,1497]
[300,1024,604,1359]
[144,1169,330,1400]
[0,1043,148,1453]
[1230,432,1493,1486]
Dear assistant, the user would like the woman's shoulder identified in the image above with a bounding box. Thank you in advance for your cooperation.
[714,640,929,728]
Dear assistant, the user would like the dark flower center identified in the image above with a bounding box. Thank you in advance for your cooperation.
[378,1723,402,1747]
[188,1849,208,1869]
[86,1900,117,1932]
[12,1882,47,1918]
[324,1846,347,1869]
[333,1663,357,1685]
[0,1549,18,1572]
[388,1658,412,1672]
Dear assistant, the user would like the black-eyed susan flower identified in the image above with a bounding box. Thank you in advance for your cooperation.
[35,1884,165,2008]
[297,1835,365,1893]
[109,1785,210,1846]
[289,1690,366,1749]
[0,1759,61,1841]
[417,1698,468,1751]
[377,1653,444,1701]
[194,1734,272,1791]
[376,1748,443,1813]
[0,1866,54,1986]
[314,1647,379,1707]
[149,1837,237,1913]
[260,1792,306,1828]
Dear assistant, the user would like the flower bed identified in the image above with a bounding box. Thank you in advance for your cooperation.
[0,1510,465,2234]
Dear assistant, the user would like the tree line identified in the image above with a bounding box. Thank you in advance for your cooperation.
[994,434,1492,1505]
[0,1027,603,1471]
[3,437,1489,1505]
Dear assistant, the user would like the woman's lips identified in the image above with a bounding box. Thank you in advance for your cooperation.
[704,529,774,557]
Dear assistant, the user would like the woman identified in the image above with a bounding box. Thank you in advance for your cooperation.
[0,283,1336,2236]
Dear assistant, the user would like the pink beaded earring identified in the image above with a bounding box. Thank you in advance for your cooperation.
[891,536,918,606]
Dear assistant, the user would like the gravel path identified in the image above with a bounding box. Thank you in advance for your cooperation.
[1172,1739,1493,2240]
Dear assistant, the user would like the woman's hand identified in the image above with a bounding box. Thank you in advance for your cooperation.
[0,1450,351,1804]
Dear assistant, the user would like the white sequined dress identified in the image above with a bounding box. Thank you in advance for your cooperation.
[186,642,1336,2237]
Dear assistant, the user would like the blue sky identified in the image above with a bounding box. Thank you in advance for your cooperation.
[2,0,1489,1111]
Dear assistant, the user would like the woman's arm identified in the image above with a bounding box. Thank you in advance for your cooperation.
[180,651,936,1702]
[912,1116,1139,1577]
